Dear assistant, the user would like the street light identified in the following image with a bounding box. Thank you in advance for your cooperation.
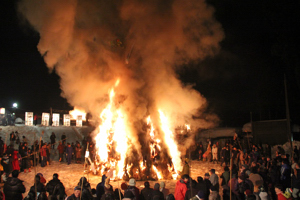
[13,103,18,108]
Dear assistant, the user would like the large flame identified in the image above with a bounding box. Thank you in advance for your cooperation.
[95,79,129,179]
[159,110,182,173]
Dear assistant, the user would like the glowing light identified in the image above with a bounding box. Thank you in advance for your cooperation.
[152,165,162,180]
[13,103,18,108]
[69,107,86,120]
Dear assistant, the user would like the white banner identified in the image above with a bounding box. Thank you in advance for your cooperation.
[25,112,34,126]
[76,115,82,127]
[0,108,5,114]
[42,113,50,126]
[64,114,71,126]
[52,113,60,126]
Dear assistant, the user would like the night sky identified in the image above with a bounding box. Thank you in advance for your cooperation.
[0,0,299,127]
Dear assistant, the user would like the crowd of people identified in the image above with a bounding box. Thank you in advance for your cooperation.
[1,131,300,200]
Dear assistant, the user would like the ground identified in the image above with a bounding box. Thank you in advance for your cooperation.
[17,160,224,197]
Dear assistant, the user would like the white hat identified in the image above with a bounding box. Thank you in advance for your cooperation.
[129,178,136,186]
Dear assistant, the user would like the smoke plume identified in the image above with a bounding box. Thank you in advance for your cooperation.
[18,0,224,159]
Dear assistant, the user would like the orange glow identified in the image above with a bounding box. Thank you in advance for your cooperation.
[69,107,86,120]
[152,165,162,180]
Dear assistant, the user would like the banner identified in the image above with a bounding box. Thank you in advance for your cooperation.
[76,115,82,127]
[0,108,5,114]
[25,112,34,126]
[42,113,50,126]
[52,113,60,126]
[64,114,71,126]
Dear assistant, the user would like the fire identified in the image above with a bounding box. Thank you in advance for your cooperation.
[158,110,182,173]
[69,107,86,120]
[95,79,129,179]
[152,165,162,180]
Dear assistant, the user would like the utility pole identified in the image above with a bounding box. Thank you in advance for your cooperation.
[284,75,293,159]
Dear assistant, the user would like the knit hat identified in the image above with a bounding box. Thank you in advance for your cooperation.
[74,186,81,191]
[204,173,210,177]
[121,182,128,190]
[210,169,215,173]
[129,178,136,186]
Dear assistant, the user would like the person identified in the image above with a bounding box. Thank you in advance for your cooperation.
[12,150,20,171]
[50,132,56,149]
[181,158,190,176]
[174,174,189,200]
[1,153,12,178]
[237,174,254,200]
[204,173,212,199]
[220,166,230,186]
[141,181,153,200]
[212,144,218,164]
[280,159,291,190]
[148,183,164,200]
[159,182,169,199]
[125,178,140,200]
[75,143,82,164]
[123,190,135,200]
[40,144,47,167]
[209,169,219,189]
[46,173,66,200]
[29,175,46,199]
[184,180,198,200]
[66,143,74,165]
[66,186,81,200]
[77,177,93,200]
[57,141,65,162]
[96,175,107,200]
[101,178,114,200]
[3,170,26,200]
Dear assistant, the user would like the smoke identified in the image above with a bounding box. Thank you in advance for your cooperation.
[18,0,224,160]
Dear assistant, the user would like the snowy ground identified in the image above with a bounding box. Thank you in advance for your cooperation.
[17,160,224,197]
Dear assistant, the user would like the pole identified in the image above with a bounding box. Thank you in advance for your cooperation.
[189,146,192,198]
[284,75,293,159]
[229,146,232,200]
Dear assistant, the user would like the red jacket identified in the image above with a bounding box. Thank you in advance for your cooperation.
[40,147,47,157]
[174,179,187,200]
[277,193,292,200]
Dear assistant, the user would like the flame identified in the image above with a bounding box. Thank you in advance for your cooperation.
[158,110,182,173]
[152,165,162,180]
[95,79,129,179]
[185,124,190,131]
[69,107,86,120]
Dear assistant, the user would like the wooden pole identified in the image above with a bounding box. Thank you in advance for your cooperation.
[284,75,293,158]
[229,146,232,200]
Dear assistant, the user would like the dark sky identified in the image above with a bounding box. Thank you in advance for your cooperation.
[0,0,299,127]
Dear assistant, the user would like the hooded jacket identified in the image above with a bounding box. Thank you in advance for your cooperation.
[3,177,26,200]
[174,179,188,200]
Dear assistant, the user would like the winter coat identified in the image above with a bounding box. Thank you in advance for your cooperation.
[66,194,80,200]
[141,187,153,200]
[209,173,219,187]
[280,164,291,181]
[57,144,65,154]
[12,150,20,171]
[45,178,66,197]
[184,187,198,200]
[75,146,82,159]
[148,189,164,200]
[96,175,107,200]
[259,191,270,200]
[292,169,300,189]
[212,147,218,160]
[220,171,230,186]
[181,163,190,176]
[3,177,26,200]
[78,177,93,200]
[196,181,208,198]
[125,186,140,200]
[174,179,188,200]
[66,146,74,155]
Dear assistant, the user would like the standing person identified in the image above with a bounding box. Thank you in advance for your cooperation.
[46,143,51,165]
[184,180,198,200]
[141,181,153,200]
[29,175,46,199]
[65,143,74,165]
[3,170,26,200]
[280,158,291,190]
[57,141,65,162]
[174,174,189,200]
[212,144,218,164]
[198,143,204,161]
[12,150,20,171]
[148,183,164,200]
[50,132,56,149]
[20,142,31,173]
[125,178,140,200]
[160,182,169,199]
[75,143,82,164]
[209,169,219,191]
[40,144,47,167]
